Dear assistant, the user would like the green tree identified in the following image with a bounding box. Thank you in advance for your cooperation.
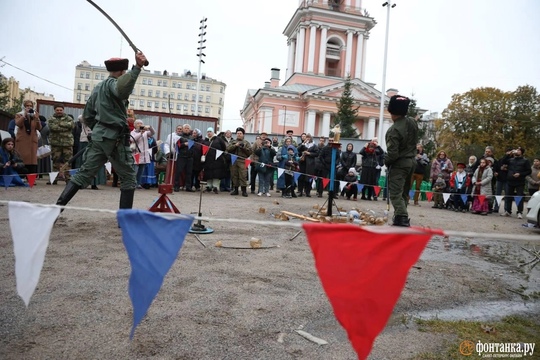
[0,73,24,116]
[438,86,540,161]
[333,76,359,138]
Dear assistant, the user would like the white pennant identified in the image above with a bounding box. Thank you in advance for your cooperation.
[105,162,112,175]
[442,193,451,203]
[277,168,285,179]
[9,201,60,307]
[48,172,58,184]
[147,149,153,157]
[215,150,223,160]
[339,181,347,191]
[495,195,504,206]
[312,178,318,189]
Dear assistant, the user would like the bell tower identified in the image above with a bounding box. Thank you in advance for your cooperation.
[284,0,375,82]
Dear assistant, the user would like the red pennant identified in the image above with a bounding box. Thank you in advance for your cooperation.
[303,224,443,359]
[426,191,433,202]
[26,173,37,188]
[134,153,140,164]
[478,194,486,205]
[202,144,209,155]
[322,178,330,189]
[244,159,251,169]
[373,186,381,196]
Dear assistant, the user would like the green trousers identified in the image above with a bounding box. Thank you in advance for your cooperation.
[388,158,415,217]
[71,138,136,190]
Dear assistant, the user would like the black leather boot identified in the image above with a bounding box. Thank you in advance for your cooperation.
[392,215,411,227]
[119,189,135,209]
[56,182,81,211]
[241,186,248,197]
[230,187,239,195]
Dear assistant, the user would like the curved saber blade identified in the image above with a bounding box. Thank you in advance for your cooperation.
[86,0,149,66]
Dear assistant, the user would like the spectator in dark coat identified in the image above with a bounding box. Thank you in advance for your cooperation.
[203,127,227,193]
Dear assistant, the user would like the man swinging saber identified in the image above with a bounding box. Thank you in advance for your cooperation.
[86,0,149,66]
[54,2,149,213]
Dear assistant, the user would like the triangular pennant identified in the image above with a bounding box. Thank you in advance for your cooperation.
[426,192,433,202]
[215,150,223,160]
[303,224,443,360]
[495,195,503,206]
[312,177,318,189]
[133,153,140,164]
[9,201,61,306]
[408,189,415,200]
[230,154,238,165]
[187,139,194,149]
[3,175,13,189]
[49,172,59,184]
[515,196,523,206]
[357,184,364,192]
[478,194,486,205]
[461,194,468,204]
[105,162,112,175]
[293,172,301,184]
[373,186,381,196]
[69,169,78,176]
[117,210,194,339]
[322,178,330,190]
[442,193,451,203]
[26,173,37,188]
[147,149,153,157]
[244,159,251,169]
[277,168,285,179]
[339,181,347,191]
[201,144,209,155]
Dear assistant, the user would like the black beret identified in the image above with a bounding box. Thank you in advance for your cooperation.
[387,95,410,116]
[236,127,245,134]
[105,58,129,72]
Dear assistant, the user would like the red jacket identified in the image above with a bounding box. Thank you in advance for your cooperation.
[449,171,471,191]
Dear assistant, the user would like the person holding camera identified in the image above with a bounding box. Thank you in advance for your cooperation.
[14,100,42,175]
[500,146,531,219]
[56,52,148,212]
[226,127,252,197]
[130,119,155,189]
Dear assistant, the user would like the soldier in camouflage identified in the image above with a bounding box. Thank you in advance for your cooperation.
[226,127,252,197]
[384,95,419,227]
[48,104,74,183]
[55,52,148,211]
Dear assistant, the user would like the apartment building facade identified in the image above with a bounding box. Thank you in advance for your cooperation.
[73,61,226,130]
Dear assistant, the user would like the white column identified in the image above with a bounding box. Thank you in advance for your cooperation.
[306,109,317,135]
[381,118,391,150]
[345,30,354,78]
[318,26,328,75]
[264,109,273,134]
[322,0,328,5]
[355,0,361,10]
[354,32,364,79]
[286,39,295,79]
[294,26,306,73]
[321,112,331,137]
[345,0,352,10]
[367,117,376,140]
[307,24,317,73]
[361,33,368,80]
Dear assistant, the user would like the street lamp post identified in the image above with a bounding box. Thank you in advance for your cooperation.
[195,17,207,117]
[377,1,396,149]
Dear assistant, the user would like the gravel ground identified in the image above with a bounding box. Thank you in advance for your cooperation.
[0,179,539,359]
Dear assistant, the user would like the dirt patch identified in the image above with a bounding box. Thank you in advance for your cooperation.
[1,180,539,359]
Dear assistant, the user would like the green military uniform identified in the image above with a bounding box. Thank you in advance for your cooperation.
[227,130,252,195]
[384,95,418,226]
[56,56,144,211]
[48,113,74,182]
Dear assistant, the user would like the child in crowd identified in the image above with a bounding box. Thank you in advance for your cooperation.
[283,145,299,198]
[449,162,471,212]
[471,157,494,215]
[432,173,447,209]
[0,138,28,187]
[342,167,359,200]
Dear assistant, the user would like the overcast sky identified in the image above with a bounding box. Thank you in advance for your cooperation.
[1,0,539,130]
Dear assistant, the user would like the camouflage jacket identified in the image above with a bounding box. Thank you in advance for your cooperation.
[227,139,252,160]
[48,114,74,147]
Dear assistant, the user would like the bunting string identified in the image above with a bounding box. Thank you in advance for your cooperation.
[0,200,538,242]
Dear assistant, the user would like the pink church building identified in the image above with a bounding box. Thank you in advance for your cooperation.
[240,0,399,146]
